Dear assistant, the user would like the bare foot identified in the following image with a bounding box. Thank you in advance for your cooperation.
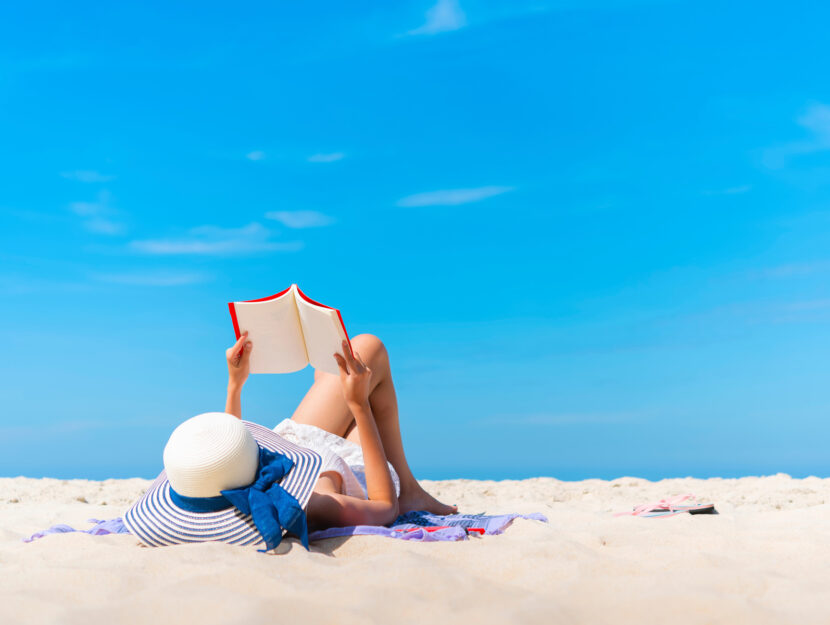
[398,485,458,516]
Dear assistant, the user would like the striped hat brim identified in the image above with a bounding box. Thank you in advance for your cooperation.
[123,420,322,548]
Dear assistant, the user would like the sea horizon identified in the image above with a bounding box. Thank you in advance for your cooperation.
[5,465,828,483]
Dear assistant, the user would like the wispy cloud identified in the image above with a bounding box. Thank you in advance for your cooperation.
[782,299,830,312]
[408,0,467,36]
[84,219,125,235]
[799,103,830,142]
[0,274,91,295]
[60,170,115,183]
[763,102,830,169]
[130,223,303,256]
[307,152,345,163]
[68,191,126,235]
[702,185,752,195]
[397,185,514,207]
[246,150,266,161]
[92,271,209,287]
[265,210,336,228]
[755,260,830,279]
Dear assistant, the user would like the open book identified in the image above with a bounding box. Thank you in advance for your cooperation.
[228,284,351,375]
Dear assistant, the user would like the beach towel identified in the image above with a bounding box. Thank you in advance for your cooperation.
[24,511,547,544]
[308,511,549,542]
[23,518,131,542]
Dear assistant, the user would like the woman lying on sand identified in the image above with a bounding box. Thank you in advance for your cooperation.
[123,333,456,549]
[228,332,457,529]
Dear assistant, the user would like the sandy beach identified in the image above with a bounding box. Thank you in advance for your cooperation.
[1,474,828,624]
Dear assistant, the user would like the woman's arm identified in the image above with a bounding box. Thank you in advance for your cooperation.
[306,341,407,529]
[224,332,252,419]
[306,342,400,529]
[334,342,397,509]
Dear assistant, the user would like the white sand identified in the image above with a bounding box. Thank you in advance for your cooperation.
[1,474,829,624]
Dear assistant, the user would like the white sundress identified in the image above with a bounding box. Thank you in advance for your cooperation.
[273,418,401,500]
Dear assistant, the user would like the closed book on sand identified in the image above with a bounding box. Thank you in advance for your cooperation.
[228,284,351,376]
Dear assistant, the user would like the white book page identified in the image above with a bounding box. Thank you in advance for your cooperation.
[294,285,348,376]
[232,290,308,373]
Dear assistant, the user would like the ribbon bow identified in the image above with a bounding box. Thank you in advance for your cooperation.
[221,446,310,552]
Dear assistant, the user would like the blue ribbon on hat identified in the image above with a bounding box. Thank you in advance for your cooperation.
[221,446,310,552]
[169,446,310,552]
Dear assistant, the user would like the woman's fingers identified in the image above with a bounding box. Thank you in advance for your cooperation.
[341,339,354,361]
[226,332,250,366]
[354,350,370,372]
[230,331,248,355]
[333,352,349,376]
[335,342,372,376]
[341,340,360,369]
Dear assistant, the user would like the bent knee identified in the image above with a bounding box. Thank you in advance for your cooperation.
[351,334,388,362]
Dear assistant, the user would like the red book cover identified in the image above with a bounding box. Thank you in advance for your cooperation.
[228,285,353,368]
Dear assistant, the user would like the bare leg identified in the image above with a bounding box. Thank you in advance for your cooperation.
[291,334,456,515]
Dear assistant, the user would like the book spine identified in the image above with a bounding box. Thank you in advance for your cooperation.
[335,309,353,357]
[228,302,241,339]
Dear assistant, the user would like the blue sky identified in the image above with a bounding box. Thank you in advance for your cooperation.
[2,0,830,480]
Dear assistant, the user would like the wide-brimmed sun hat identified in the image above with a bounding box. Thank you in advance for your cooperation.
[123,413,322,551]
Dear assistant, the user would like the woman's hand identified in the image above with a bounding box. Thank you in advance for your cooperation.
[333,340,372,407]
[226,331,253,391]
